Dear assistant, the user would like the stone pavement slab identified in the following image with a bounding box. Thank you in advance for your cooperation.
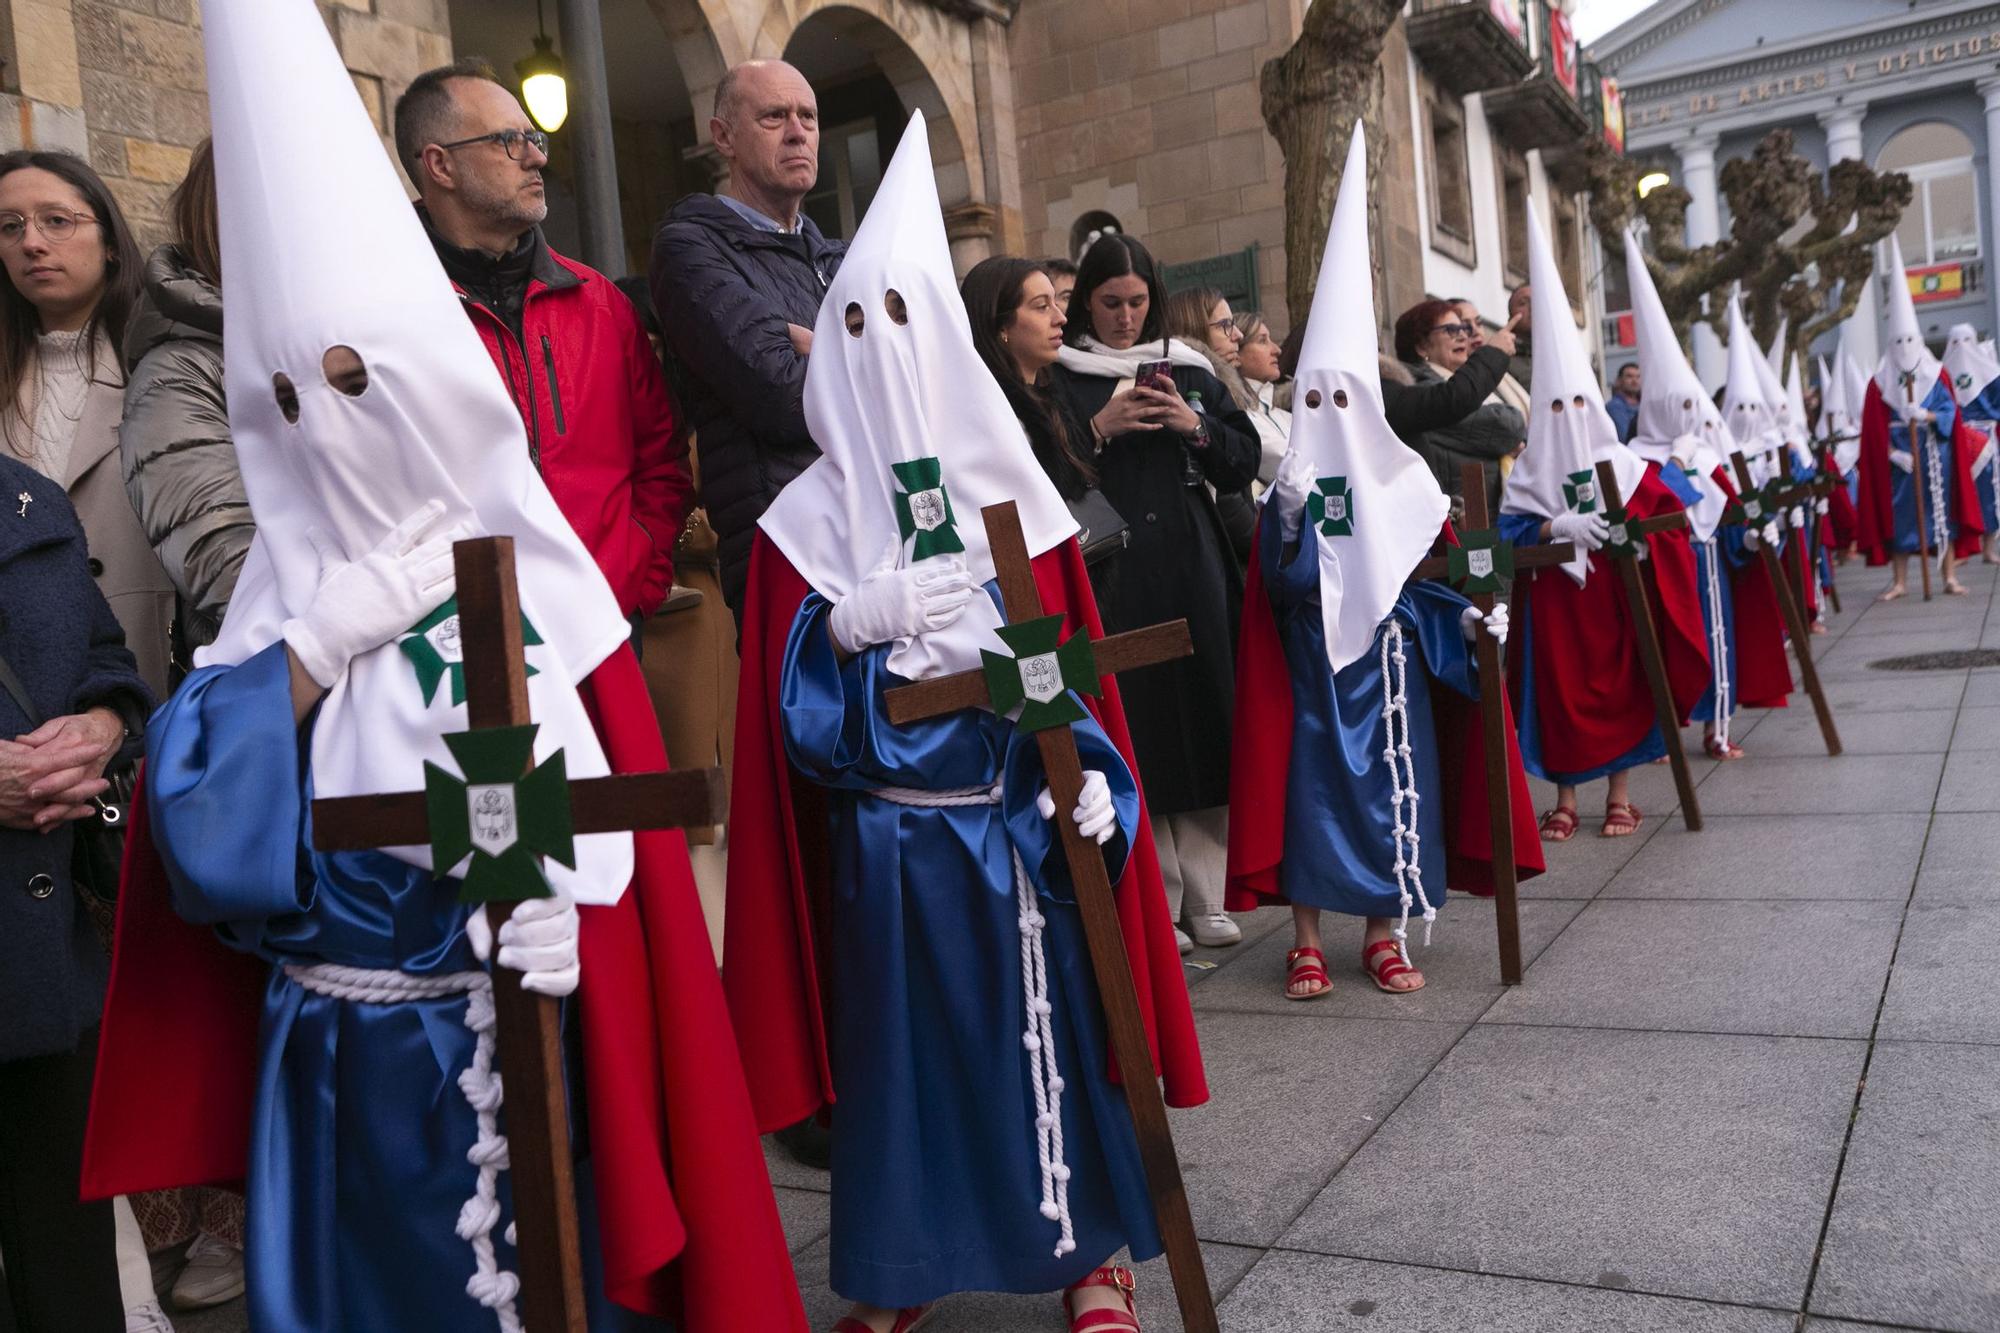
[1877,905,2000,1045]
[1190,897,1586,1024]
[1281,1025,1865,1308]
[1169,1010,1467,1246]
[1741,704,1957,755]
[1912,812,2000,906]
[1696,753,1944,814]
[1813,1041,2000,1332]
[776,1183,832,1253]
[1937,706,2000,813]
[1963,670,2000,707]
[1517,806,1664,899]
[1817,670,1967,713]
[1480,900,1901,1038]
[1601,813,1928,901]
[1218,1251,1798,1332]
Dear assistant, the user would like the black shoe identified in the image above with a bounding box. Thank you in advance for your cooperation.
[771,1117,832,1171]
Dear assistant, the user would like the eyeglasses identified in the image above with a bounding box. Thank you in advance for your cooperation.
[1209,316,1238,335]
[0,209,99,248]
[437,127,550,162]
[1430,321,1475,339]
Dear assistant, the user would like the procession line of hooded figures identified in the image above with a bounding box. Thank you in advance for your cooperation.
[64,3,1994,1330]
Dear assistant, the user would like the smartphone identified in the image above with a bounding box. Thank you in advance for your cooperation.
[1134,359,1172,391]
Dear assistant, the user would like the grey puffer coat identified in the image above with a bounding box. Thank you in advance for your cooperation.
[120,245,252,653]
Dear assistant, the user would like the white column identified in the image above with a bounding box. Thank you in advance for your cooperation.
[1979,81,2000,340]
[1678,135,1726,386]
[1821,105,1878,369]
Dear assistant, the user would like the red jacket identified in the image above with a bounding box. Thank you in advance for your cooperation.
[453,240,692,617]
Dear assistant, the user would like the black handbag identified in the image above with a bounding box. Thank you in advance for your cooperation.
[0,648,132,902]
[1067,487,1130,567]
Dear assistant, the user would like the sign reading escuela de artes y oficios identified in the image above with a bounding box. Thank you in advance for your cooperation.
[1624,24,2000,132]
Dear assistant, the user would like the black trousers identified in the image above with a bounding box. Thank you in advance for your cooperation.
[0,1027,121,1333]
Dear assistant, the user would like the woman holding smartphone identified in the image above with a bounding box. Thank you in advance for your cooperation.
[1051,233,1259,953]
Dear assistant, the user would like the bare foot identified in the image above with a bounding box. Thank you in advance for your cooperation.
[1944,579,1968,596]
[1877,584,1908,602]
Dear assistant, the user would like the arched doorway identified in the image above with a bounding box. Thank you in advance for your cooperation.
[1879,121,1980,270]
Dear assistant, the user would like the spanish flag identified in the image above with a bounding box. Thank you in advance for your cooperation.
[1907,262,1966,304]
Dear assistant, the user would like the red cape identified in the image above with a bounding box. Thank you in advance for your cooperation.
[82,646,806,1330]
[722,536,1208,1132]
[1508,469,1711,775]
[1706,466,1792,709]
[1855,375,1986,565]
[1223,523,1544,910]
[1826,452,1858,549]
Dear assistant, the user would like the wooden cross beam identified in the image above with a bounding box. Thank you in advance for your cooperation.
[882,502,1217,1333]
[1402,466,1576,986]
[1728,453,1844,759]
[1810,448,1843,616]
[1593,461,1704,833]
[1904,380,1937,601]
[310,537,727,1333]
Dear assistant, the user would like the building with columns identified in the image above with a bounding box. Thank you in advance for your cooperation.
[1592,0,2000,385]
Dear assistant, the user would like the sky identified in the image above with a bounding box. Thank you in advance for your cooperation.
[1576,0,1667,45]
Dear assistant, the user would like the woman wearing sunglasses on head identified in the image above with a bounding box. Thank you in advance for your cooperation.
[1381,297,1524,516]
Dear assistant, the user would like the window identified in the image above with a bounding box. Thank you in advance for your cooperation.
[1496,145,1530,284]
[802,119,884,240]
[1879,122,1980,265]
[1423,86,1475,264]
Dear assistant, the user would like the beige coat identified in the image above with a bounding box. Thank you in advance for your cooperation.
[8,336,175,697]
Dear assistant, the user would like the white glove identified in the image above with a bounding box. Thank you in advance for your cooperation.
[1269,449,1316,543]
[1036,769,1117,846]
[282,501,466,689]
[828,552,977,654]
[1788,505,1806,530]
[1815,496,1830,516]
[1890,448,1914,474]
[1744,520,1780,551]
[1459,601,1509,647]
[1548,510,1611,551]
[465,892,580,998]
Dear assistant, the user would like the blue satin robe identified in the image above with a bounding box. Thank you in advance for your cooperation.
[781,588,1161,1308]
[1499,512,1668,783]
[146,643,543,1332]
[1260,505,1479,917]
[1658,462,1745,727]
[1957,377,2000,532]
[1888,377,1964,552]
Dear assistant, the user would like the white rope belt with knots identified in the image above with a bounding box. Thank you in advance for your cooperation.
[869,783,1077,1259]
[283,962,523,1332]
[1922,430,1951,568]
[1698,539,1731,747]
[1378,621,1435,962]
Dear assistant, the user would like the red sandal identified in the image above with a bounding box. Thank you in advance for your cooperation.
[1361,937,1424,993]
[1285,946,1332,1001]
[831,1306,931,1333]
[1704,735,1744,760]
[1601,801,1643,837]
[1538,806,1579,842]
[1063,1264,1139,1332]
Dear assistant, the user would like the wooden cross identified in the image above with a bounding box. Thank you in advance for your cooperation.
[1809,447,1843,615]
[310,537,727,1333]
[1904,379,1938,601]
[1591,460,1704,832]
[1774,451,1836,624]
[881,502,1217,1333]
[1728,453,1844,758]
[1403,464,1576,987]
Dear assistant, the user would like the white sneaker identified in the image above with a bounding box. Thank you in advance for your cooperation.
[170,1232,244,1310]
[1175,927,1194,955]
[126,1300,175,1333]
[1188,912,1243,947]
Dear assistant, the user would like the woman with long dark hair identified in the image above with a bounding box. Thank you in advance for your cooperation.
[959,256,1097,497]
[1048,234,1259,952]
[0,151,173,697]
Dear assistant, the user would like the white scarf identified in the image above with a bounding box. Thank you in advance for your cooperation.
[1056,335,1213,381]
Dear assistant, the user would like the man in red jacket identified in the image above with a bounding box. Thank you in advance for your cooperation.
[393,60,692,620]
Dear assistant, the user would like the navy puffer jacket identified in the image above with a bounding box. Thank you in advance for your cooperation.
[648,194,843,620]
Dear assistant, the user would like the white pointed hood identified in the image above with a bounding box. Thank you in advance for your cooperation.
[197,0,631,901]
[1278,124,1448,673]
[1747,316,1807,460]
[1764,317,1789,377]
[1501,204,1646,584]
[1874,234,1943,418]
[1815,355,1839,442]
[758,112,1075,680]
[1836,333,1869,472]
[1720,291,1783,480]
[1623,229,1725,539]
[1943,322,2000,412]
[1783,352,1815,469]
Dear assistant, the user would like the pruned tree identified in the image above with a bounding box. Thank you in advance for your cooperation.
[1557,128,1911,363]
[1260,0,1405,331]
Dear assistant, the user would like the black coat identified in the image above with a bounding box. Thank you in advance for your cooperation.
[1381,346,1521,509]
[0,458,150,1064]
[1049,362,1260,815]
[648,195,844,618]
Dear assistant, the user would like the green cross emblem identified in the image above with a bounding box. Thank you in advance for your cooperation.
[1562,469,1599,514]
[1601,515,1642,560]
[1447,528,1515,593]
[399,598,542,707]
[980,613,1100,733]
[892,456,964,560]
[1724,481,1778,528]
[1305,476,1352,536]
[422,723,574,904]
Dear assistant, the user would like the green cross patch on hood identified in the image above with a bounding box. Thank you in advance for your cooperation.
[891,456,965,560]
[398,597,543,707]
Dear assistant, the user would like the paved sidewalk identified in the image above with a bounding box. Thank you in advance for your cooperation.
[772,553,2000,1332]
